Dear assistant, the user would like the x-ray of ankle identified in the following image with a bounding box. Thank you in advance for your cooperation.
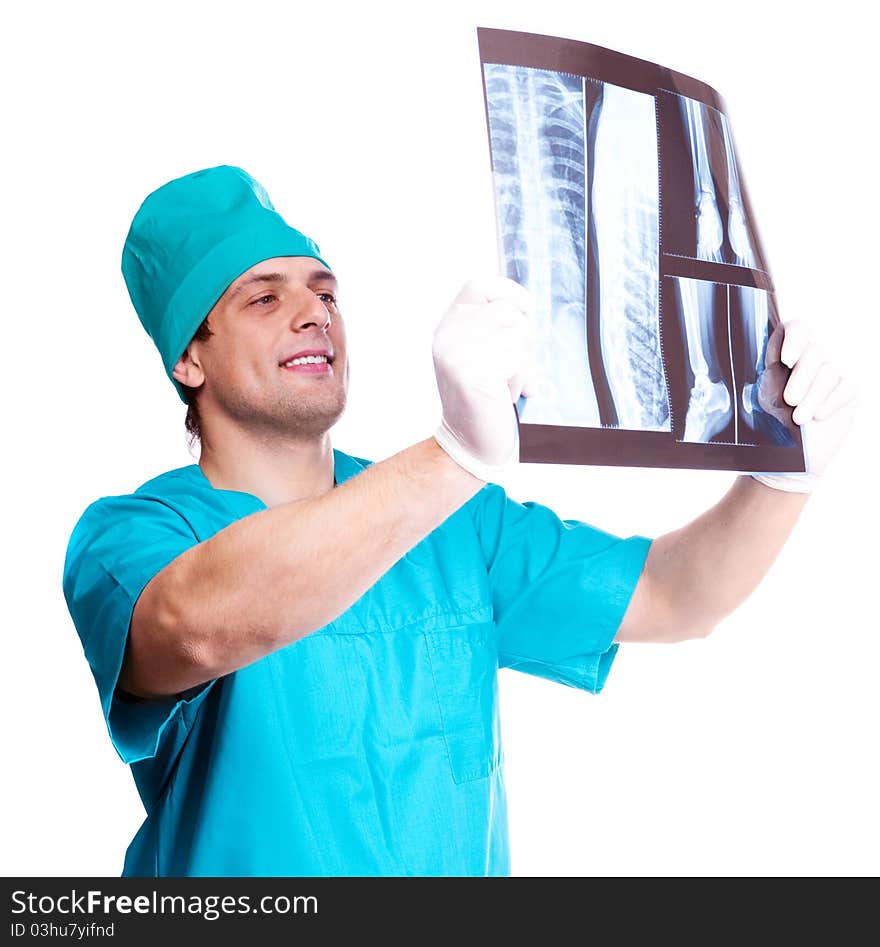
[731,285,797,447]
[670,277,797,447]
[671,277,735,444]
[484,62,669,432]
[665,93,761,269]
[681,97,726,264]
[721,114,758,269]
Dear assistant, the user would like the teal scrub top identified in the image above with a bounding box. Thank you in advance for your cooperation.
[62,450,652,877]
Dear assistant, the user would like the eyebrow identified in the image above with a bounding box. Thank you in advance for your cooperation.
[228,268,338,299]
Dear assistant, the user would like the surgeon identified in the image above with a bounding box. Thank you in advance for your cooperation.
[62,165,856,877]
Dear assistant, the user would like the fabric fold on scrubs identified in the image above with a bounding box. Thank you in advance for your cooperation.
[470,484,652,692]
[61,449,652,877]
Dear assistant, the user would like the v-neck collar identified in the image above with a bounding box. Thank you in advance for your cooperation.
[187,448,368,510]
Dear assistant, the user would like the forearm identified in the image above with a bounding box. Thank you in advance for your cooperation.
[124,438,480,696]
[623,475,810,642]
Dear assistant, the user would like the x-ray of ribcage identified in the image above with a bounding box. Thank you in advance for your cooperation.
[483,63,670,432]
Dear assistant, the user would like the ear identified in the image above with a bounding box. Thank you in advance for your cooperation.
[172,345,206,391]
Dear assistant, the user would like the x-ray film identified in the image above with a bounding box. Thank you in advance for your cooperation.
[478,27,806,474]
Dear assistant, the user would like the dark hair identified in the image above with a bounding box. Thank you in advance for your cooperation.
[181,317,214,442]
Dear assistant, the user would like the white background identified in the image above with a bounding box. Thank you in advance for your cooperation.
[3,0,877,877]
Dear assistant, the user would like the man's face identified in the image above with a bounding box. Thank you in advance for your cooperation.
[180,256,349,440]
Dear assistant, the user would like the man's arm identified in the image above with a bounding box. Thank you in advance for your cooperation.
[122,438,480,698]
[615,476,808,642]
[617,318,856,643]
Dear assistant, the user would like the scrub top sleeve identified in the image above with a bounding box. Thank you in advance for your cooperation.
[470,484,652,694]
[62,495,215,765]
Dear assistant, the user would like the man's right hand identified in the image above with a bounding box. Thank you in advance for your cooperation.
[432,276,536,482]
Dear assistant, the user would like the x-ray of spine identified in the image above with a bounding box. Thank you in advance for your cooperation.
[484,63,669,431]
[589,81,669,432]
[665,93,762,269]
[483,63,599,427]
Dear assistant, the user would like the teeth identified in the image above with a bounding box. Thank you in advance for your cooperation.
[283,355,328,366]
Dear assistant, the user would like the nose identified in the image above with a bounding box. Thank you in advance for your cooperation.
[290,292,332,332]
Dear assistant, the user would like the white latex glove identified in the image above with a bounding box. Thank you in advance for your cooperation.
[432,276,536,482]
[751,319,858,493]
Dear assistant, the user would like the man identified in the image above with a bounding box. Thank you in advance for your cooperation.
[62,165,856,877]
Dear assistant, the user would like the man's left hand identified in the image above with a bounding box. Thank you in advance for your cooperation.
[752,319,858,493]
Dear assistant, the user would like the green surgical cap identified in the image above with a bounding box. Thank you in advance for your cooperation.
[121,164,331,402]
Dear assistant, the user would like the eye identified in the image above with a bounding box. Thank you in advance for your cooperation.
[250,293,277,307]
[317,292,337,306]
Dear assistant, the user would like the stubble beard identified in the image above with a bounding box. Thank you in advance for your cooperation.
[218,382,348,442]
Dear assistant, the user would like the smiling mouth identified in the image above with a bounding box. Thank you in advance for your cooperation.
[279,351,335,376]
[281,355,331,367]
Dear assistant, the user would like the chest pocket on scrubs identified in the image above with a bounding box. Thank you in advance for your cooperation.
[423,622,502,784]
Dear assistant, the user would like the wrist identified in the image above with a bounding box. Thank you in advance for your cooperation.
[750,472,819,495]
[432,421,512,484]
[407,434,486,493]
